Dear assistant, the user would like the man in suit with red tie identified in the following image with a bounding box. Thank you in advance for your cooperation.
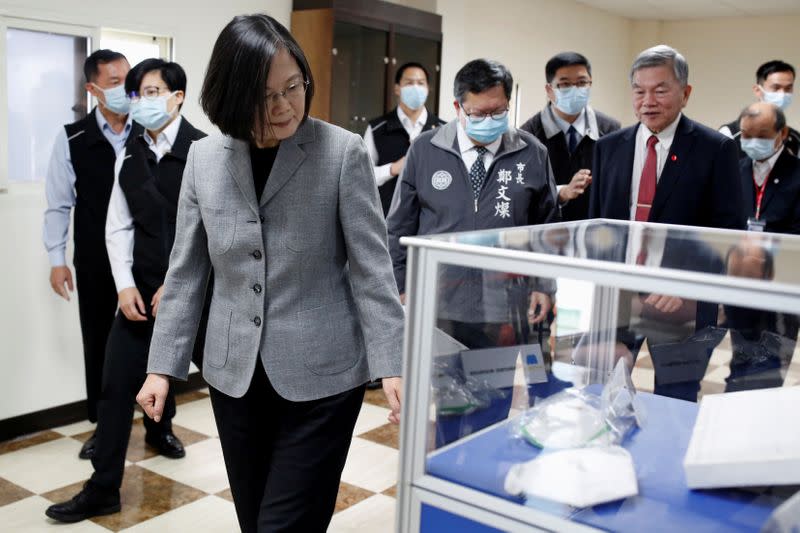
[588,45,744,401]
[589,44,744,230]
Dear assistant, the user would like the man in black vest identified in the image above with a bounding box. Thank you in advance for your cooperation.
[43,49,164,460]
[46,58,206,523]
[720,60,800,157]
[364,62,446,215]
[520,52,621,221]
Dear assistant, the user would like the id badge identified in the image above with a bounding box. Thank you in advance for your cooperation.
[747,217,766,232]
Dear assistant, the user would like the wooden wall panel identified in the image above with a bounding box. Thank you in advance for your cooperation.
[291,8,334,122]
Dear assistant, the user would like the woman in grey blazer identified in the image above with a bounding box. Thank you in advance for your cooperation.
[135,14,404,532]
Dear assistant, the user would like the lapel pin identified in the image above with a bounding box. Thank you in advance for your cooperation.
[670,154,677,161]
[775,178,780,184]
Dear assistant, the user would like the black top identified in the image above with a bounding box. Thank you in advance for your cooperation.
[250,144,280,202]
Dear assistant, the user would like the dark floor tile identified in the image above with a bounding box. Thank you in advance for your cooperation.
[175,390,210,406]
[359,423,399,449]
[216,488,233,503]
[0,430,63,456]
[363,388,390,409]
[0,477,34,507]
[382,485,397,498]
[42,465,207,531]
[72,420,209,463]
[334,481,374,514]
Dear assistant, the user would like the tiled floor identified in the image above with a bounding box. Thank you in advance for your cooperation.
[0,387,400,532]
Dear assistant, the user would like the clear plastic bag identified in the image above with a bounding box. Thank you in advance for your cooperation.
[511,359,645,449]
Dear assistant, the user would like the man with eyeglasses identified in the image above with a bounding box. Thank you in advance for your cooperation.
[720,60,800,157]
[364,62,446,216]
[43,49,144,461]
[520,52,620,221]
[388,58,559,349]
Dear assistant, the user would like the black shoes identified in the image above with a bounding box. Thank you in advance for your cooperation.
[78,433,96,460]
[145,431,186,459]
[45,483,120,523]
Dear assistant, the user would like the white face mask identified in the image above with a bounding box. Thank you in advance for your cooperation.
[131,92,178,131]
[760,87,793,110]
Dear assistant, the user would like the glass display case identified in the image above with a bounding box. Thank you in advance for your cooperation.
[396,219,800,533]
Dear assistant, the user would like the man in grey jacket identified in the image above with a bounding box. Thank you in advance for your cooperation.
[387,58,560,348]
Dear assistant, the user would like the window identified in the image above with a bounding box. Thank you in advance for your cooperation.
[100,29,172,67]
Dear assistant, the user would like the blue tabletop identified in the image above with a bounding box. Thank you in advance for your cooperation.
[427,390,787,532]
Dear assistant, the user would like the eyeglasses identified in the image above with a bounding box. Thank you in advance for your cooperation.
[128,86,173,103]
[554,80,592,90]
[266,80,310,107]
[462,108,509,123]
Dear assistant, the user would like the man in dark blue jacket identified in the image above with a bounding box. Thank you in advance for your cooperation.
[387,59,559,348]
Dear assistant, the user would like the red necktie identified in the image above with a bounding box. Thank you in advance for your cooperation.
[635,135,659,221]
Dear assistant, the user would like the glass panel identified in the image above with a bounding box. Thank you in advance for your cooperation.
[422,250,797,530]
[330,22,387,134]
[393,33,440,116]
[429,219,800,288]
[6,28,88,183]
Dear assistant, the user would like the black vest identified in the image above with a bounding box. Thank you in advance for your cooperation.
[368,108,446,215]
[118,118,205,295]
[520,107,620,221]
[65,109,143,270]
[723,118,800,158]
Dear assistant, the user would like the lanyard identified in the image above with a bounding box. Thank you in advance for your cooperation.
[752,169,771,220]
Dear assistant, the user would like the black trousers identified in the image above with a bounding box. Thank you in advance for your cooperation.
[209,358,365,533]
[74,265,118,423]
[89,311,176,491]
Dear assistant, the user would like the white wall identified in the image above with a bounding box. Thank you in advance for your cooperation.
[436,0,635,127]
[0,0,290,420]
[652,16,800,130]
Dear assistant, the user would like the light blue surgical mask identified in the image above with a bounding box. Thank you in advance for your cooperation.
[131,93,177,131]
[400,85,428,110]
[94,83,130,115]
[554,86,591,116]
[464,114,508,144]
[741,136,780,161]
[760,88,793,110]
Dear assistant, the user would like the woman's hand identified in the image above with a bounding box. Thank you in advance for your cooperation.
[151,285,165,317]
[119,287,147,321]
[382,377,403,425]
[137,373,170,422]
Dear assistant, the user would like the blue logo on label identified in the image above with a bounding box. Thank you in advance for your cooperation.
[526,354,539,365]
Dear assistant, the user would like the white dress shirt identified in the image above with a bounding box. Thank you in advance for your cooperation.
[551,106,587,142]
[629,113,682,220]
[752,145,784,187]
[364,106,428,186]
[43,109,132,266]
[106,116,182,292]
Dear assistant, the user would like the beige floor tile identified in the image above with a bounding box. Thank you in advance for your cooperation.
[170,397,218,437]
[138,438,228,494]
[327,493,396,533]
[0,438,96,494]
[353,403,392,437]
[51,419,98,437]
[120,495,237,532]
[340,437,398,493]
[175,390,211,406]
[2,495,110,532]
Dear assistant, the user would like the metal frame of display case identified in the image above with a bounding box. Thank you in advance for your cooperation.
[394,219,800,533]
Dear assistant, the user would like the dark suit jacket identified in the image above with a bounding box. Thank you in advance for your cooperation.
[740,149,800,235]
[589,115,745,230]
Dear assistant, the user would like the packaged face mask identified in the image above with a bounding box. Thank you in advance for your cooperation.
[504,446,639,508]
[519,391,611,448]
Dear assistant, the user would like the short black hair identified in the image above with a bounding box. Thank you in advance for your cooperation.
[545,52,592,83]
[125,58,187,109]
[395,62,429,85]
[84,49,127,84]
[453,59,513,103]
[739,103,787,132]
[756,60,795,84]
[201,14,314,142]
